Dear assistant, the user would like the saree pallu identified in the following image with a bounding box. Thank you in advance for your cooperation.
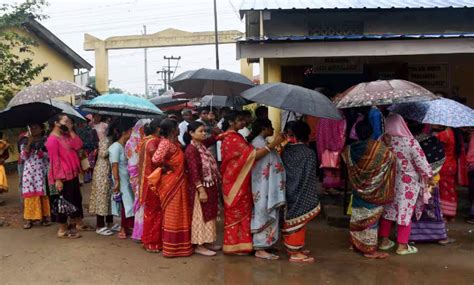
[0,165,7,193]
[219,131,256,254]
[281,144,321,252]
[156,147,192,257]
[342,140,396,254]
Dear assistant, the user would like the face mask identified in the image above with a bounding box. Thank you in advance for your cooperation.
[287,136,297,144]
[59,124,69,132]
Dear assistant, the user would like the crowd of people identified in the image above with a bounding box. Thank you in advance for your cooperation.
[0,103,473,263]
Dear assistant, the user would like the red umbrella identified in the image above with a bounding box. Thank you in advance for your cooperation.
[336,79,438,109]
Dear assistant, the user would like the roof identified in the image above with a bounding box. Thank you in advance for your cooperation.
[23,18,93,70]
[238,33,474,43]
[240,0,474,16]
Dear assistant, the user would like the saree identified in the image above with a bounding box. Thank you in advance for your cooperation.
[436,128,458,218]
[152,139,192,257]
[250,135,286,250]
[125,119,150,240]
[281,144,321,252]
[410,134,447,242]
[341,140,396,254]
[139,135,162,251]
[0,140,9,193]
[218,131,256,254]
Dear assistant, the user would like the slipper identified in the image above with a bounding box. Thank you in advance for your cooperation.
[364,252,389,259]
[23,222,33,229]
[379,240,396,251]
[438,238,456,246]
[109,224,121,232]
[255,252,279,260]
[41,221,51,227]
[76,224,95,231]
[289,256,315,263]
[96,227,114,236]
[396,245,418,255]
[58,231,82,239]
[145,248,161,253]
[205,244,222,251]
[195,247,217,256]
[117,232,127,239]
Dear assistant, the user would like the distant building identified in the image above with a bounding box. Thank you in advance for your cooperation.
[237,1,474,109]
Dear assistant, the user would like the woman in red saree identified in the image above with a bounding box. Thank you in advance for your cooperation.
[138,118,162,253]
[151,119,193,257]
[218,111,283,255]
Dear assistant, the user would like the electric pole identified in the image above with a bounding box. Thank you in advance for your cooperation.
[143,25,149,98]
[213,0,219,69]
[163,56,181,90]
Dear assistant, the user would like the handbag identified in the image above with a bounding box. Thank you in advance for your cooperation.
[320,150,340,169]
[81,157,91,171]
[52,196,77,215]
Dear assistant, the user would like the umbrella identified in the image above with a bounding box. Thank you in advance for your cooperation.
[80,93,164,118]
[7,80,89,108]
[390,97,474,127]
[336,79,438,109]
[0,102,61,129]
[47,100,86,122]
[241,83,342,120]
[200,95,249,108]
[169,68,254,97]
[149,95,189,108]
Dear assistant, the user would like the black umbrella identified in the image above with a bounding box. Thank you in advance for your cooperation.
[169,68,254,97]
[0,102,62,129]
[149,95,189,108]
[200,95,249,108]
[241,83,342,120]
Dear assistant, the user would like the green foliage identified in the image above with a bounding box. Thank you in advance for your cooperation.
[0,0,48,108]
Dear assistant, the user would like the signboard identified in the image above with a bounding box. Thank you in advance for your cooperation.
[408,64,449,89]
[312,58,363,74]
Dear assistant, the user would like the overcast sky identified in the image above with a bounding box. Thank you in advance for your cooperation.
[10,0,246,95]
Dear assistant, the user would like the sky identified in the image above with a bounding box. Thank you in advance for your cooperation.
[9,0,247,95]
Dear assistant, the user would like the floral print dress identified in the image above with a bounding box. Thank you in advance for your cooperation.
[383,136,433,226]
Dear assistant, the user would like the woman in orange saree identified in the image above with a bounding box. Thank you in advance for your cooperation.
[151,119,192,257]
[138,118,162,253]
[218,111,283,255]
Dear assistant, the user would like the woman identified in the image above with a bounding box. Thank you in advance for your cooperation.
[125,119,150,241]
[281,121,321,263]
[184,121,221,256]
[46,113,85,239]
[379,114,433,255]
[89,125,114,236]
[467,129,474,224]
[20,123,51,229]
[151,119,193,257]
[0,137,9,194]
[436,127,463,220]
[108,120,136,239]
[76,120,99,183]
[408,122,451,244]
[139,118,162,253]
[218,111,283,255]
[248,119,286,260]
[342,121,396,259]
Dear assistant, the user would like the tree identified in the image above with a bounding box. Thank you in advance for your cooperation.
[87,76,128,95]
[0,0,48,108]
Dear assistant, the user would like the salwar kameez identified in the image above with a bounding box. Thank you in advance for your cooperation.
[218,131,255,254]
[0,141,9,193]
[437,128,458,218]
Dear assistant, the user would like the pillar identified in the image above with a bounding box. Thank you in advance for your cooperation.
[240,59,253,80]
[94,42,109,94]
[260,58,282,133]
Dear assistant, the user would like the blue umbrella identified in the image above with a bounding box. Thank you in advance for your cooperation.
[390,98,474,127]
[80,93,163,118]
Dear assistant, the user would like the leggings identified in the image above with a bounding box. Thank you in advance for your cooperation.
[57,178,83,224]
[96,215,114,228]
[120,202,134,231]
[378,217,412,244]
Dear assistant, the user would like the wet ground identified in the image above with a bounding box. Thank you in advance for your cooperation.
[0,173,473,285]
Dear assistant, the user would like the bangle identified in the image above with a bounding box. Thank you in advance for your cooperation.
[196,184,203,189]
[264,146,271,152]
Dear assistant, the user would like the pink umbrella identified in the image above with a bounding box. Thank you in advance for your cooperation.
[336,79,438,109]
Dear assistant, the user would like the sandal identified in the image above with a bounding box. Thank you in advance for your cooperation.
[76,224,95,231]
[109,224,121,232]
[379,240,396,251]
[255,251,279,260]
[23,221,33,230]
[289,255,315,263]
[396,245,418,255]
[117,232,127,239]
[96,227,114,236]
[438,238,456,246]
[58,231,82,239]
[42,220,51,227]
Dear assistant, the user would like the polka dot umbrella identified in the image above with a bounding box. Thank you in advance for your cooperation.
[335,79,438,109]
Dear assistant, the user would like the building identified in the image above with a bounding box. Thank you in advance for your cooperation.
[237,0,474,130]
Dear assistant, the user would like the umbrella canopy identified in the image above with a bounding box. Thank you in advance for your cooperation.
[80,93,164,118]
[200,95,249,108]
[390,97,474,128]
[149,95,189,108]
[8,80,89,108]
[336,79,438,109]
[0,102,61,129]
[48,100,86,122]
[169,68,254,97]
[241,83,341,120]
